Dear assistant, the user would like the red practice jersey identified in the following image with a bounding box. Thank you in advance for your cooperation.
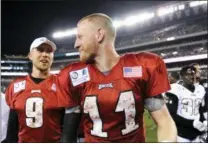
[58,52,170,142]
[5,74,67,142]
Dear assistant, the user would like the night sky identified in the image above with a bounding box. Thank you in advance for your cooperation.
[2,0,165,56]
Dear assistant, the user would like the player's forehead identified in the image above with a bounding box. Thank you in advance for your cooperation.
[77,20,94,32]
[38,43,52,49]
[33,43,53,53]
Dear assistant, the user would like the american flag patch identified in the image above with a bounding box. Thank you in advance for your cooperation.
[123,66,142,78]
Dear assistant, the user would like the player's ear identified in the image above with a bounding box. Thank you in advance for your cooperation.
[96,28,105,43]
[28,52,32,61]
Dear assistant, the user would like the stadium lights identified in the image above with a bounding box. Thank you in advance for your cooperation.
[113,20,125,28]
[189,1,207,7]
[172,51,178,55]
[178,4,185,10]
[157,6,177,16]
[166,37,175,41]
[65,52,79,56]
[53,28,77,39]
[124,15,140,26]
[116,13,155,27]
[52,2,189,39]
[157,3,186,17]
[52,12,155,39]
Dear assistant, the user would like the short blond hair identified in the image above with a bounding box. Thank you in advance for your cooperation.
[79,13,116,39]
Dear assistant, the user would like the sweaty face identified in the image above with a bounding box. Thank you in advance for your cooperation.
[74,20,98,63]
[29,44,54,71]
[182,68,195,85]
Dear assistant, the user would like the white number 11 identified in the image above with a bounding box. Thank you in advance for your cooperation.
[84,91,139,137]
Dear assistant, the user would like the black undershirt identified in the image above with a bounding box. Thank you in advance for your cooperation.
[29,74,45,84]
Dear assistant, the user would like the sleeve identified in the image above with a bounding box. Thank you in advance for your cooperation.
[4,109,19,142]
[165,92,194,127]
[61,113,81,142]
[145,56,170,97]
[5,83,14,109]
[57,67,79,108]
[165,92,179,114]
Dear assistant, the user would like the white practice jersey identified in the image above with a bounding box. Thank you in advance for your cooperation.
[168,83,205,120]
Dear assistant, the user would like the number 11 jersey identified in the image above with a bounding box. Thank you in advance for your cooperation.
[58,52,170,142]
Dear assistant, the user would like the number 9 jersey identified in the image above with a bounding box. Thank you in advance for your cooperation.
[5,74,69,142]
[58,52,170,142]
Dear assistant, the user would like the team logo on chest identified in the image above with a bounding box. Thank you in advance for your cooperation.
[70,67,90,86]
[98,83,113,90]
[14,80,26,93]
[123,66,142,78]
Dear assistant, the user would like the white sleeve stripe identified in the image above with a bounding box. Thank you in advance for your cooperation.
[65,106,80,114]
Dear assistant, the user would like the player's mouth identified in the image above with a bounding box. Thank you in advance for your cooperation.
[78,47,85,53]
[40,59,49,64]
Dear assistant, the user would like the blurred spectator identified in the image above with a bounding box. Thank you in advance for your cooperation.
[168,71,180,84]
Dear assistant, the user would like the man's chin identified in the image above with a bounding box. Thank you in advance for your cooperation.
[80,57,94,64]
[39,66,50,72]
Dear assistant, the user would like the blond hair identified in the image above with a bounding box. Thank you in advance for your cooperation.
[79,13,116,39]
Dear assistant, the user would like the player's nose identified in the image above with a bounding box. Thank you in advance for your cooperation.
[74,39,81,49]
[41,51,50,57]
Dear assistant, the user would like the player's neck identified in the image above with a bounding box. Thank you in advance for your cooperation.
[183,83,195,92]
[31,67,50,79]
[94,45,120,72]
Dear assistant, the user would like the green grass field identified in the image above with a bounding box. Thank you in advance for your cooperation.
[144,110,157,142]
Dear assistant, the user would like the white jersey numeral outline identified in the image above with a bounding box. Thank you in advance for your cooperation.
[83,91,139,137]
[25,97,44,128]
[181,98,202,116]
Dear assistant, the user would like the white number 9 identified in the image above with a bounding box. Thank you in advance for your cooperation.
[26,97,43,128]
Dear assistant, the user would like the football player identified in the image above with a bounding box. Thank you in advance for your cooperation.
[59,13,177,142]
[165,65,207,142]
[4,37,68,142]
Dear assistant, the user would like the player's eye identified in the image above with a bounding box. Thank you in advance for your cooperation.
[37,47,53,53]
[78,35,82,40]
